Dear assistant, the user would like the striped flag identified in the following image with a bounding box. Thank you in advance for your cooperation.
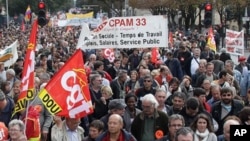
[206,27,216,52]
[24,5,31,22]
[12,20,38,116]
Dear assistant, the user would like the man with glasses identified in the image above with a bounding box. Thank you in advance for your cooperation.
[135,75,157,110]
[8,119,27,141]
[156,114,185,141]
[51,117,84,141]
[131,94,169,141]
[211,87,244,135]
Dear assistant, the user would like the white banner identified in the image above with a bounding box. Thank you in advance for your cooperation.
[0,40,19,67]
[79,15,168,49]
[56,18,102,28]
[225,29,244,56]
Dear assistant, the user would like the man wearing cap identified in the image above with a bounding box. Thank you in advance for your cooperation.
[0,90,15,127]
[100,99,130,132]
[235,56,250,77]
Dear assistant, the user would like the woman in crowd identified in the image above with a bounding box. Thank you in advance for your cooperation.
[8,80,21,103]
[190,113,217,141]
[201,79,212,101]
[92,85,113,120]
[123,94,141,132]
[125,70,139,94]
[8,119,27,141]
[82,120,104,141]
[180,75,194,98]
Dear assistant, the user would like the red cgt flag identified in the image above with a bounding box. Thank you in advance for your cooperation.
[38,49,93,118]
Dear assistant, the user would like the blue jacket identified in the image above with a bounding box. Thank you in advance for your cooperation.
[240,71,250,97]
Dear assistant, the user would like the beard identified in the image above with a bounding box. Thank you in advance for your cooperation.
[222,99,231,105]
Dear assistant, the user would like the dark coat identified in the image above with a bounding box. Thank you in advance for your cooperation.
[131,110,169,141]
[107,66,119,79]
[211,99,244,135]
[165,58,183,81]
[96,129,137,141]
[110,79,125,99]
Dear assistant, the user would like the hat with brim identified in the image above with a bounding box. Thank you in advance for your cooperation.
[108,99,126,110]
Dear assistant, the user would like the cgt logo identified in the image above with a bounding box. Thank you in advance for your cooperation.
[61,69,91,118]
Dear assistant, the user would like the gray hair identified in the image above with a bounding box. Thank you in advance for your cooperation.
[168,114,185,127]
[141,93,159,108]
[6,69,15,76]
[225,60,234,69]
[175,127,194,141]
[8,119,25,132]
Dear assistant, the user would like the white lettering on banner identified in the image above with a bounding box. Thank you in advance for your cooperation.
[80,15,168,49]
[21,51,35,92]
[61,71,91,117]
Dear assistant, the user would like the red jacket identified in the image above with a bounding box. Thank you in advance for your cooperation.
[154,74,172,86]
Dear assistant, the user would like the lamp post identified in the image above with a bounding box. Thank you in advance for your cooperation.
[6,0,9,28]
[73,0,76,7]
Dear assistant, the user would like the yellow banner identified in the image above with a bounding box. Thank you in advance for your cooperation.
[66,12,93,19]
[39,89,62,115]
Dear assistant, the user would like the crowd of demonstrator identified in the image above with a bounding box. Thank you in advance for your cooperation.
[0,22,250,141]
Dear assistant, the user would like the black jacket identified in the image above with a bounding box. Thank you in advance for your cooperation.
[211,99,244,135]
[131,110,169,141]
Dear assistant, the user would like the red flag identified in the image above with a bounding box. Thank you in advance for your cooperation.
[13,20,38,115]
[38,49,93,118]
[21,20,25,32]
[168,32,173,48]
[151,47,159,64]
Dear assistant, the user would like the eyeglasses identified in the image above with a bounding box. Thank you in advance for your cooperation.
[143,80,151,83]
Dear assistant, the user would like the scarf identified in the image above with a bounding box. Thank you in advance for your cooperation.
[194,129,209,141]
